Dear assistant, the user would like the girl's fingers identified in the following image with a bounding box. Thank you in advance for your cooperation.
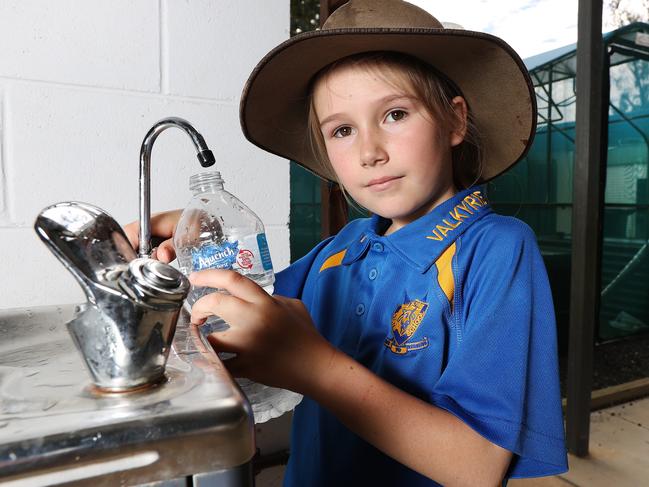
[190,288,249,325]
[142,240,174,263]
[150,209,183,236]
[207,330,244,354]
[207,333,246,377]
[121,209,182,254]
[218,354,245,378]
[189,269,270,304]
[157,239,176,263]
[223,358,245,378]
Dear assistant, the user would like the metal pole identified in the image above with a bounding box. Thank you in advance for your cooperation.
[566,0,606,456]
[546,67,553,205]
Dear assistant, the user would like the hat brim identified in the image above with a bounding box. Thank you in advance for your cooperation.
[240,28,537,183]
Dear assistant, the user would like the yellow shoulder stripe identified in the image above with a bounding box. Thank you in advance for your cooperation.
[319,249,347,272]
[435,242,456,308]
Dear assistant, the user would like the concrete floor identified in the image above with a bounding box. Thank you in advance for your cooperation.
[511,396,649,487]
[255,466,284,487]
[256,396,649,487]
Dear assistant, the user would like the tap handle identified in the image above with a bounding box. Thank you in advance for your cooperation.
[34,202,137,301]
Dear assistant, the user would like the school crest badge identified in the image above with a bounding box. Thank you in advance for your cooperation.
[384,299,429,354]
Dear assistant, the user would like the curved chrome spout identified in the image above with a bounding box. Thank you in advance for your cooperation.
[139,117,216,258]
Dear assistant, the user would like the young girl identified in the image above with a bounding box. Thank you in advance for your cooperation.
[129,1,568,484]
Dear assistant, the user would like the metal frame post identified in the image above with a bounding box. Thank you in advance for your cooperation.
[566,0,606,456]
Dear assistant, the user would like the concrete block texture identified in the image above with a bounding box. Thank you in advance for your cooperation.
[0,0,160,92]
[164,0,290,100]
[3,86,290,304]
[0,1,291,308]
[6,83,289,228]
[0,227,86,308]
[0,85,5,217]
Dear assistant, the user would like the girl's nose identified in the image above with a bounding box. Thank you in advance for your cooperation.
[359,129,388,167]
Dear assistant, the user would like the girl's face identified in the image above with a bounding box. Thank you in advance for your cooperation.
[314,65,467,234]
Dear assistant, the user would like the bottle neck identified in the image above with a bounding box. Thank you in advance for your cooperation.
[190,171,224,195]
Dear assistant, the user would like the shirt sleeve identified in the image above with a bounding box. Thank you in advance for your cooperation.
[430,219,568,478]
[273,237,334,299]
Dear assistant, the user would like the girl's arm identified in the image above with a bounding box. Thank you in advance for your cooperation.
[189,270,512,487]
[310,345,512,487]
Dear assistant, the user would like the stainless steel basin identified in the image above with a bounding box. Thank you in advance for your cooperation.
[0,305,255,486]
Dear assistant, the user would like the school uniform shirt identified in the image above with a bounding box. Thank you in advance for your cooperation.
[275,186,568,486]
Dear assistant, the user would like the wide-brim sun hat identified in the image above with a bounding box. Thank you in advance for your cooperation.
[240,0,536,183]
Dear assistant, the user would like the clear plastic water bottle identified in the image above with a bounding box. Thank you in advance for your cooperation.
[174,170,302,423]
[174,171,274,303]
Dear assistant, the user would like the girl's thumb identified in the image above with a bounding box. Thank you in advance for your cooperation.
[157,239,176,263]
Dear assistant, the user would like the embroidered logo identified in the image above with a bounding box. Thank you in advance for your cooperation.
[384,299,429,354]
[426,190,488,242]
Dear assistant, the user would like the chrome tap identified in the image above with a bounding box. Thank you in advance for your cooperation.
[139,117,215,258]
[35,202,190,392]
[32,117,214,391]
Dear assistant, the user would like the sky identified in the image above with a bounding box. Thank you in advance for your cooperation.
[410,0,648,59]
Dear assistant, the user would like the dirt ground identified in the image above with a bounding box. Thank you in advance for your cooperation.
[558,332,649,396]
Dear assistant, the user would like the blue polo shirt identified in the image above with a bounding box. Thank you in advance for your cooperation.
[275,186,568,486]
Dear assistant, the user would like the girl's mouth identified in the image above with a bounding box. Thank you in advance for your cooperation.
[367,176,402,191]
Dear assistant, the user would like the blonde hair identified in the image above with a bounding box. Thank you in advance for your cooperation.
[307,51,484,190]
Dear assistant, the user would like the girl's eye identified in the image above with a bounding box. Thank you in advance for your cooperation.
[333,126,353,138]
[386,110,407,122]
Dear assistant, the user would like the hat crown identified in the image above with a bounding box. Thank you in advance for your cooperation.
[323,0,444,30]
[241,0,536,184]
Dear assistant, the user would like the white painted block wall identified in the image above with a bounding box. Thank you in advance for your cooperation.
[0,0,291,308]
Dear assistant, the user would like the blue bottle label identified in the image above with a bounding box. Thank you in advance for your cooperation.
[257,233,273,271]
[189,234,273,275]
[191,241,239,271]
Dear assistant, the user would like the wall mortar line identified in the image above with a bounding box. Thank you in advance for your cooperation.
[0,76,237,106]
[0,3,292,308]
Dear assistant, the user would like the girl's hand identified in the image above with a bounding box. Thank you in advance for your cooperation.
[189,269,337,393]
[123,210,182,263]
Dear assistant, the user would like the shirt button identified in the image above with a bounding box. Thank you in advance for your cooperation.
[372,242,384,252]
[369,268,378,280]
[355,303,365,315]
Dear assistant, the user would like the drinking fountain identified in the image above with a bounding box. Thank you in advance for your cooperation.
[32,117,216,392]
[0,118,256,486]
